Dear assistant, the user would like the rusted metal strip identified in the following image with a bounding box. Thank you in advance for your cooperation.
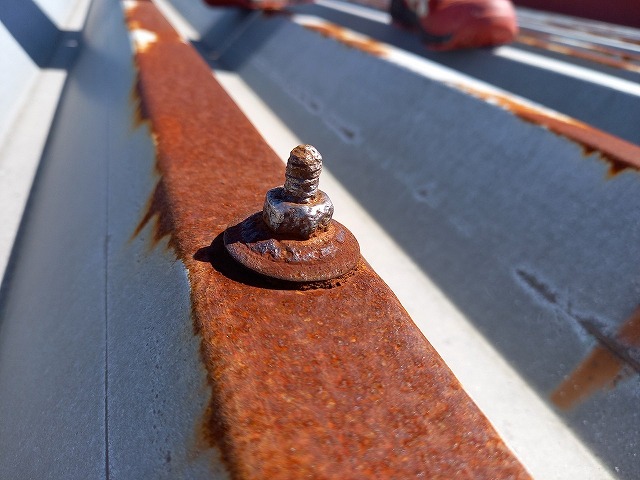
[124,1,530,477]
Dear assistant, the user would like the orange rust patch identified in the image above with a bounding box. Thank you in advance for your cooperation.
[551,346,626,410]
[125,2,530,478]
[455,83,640,176]
[552,306,640,410]
[617,308,640,353]
[304,23,387,57]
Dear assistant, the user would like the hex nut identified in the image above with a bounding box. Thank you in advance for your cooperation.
[263,187,334,239]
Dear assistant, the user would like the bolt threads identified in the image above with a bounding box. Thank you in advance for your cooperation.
[283,145,322,203]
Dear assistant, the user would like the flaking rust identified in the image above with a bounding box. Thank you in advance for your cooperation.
[126,2,531,478]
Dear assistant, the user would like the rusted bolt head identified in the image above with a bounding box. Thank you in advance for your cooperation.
[263,145,334,239]
[263,188,333,239]
[224,144,360,283]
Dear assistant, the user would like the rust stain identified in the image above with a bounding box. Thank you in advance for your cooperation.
[552,306,640,410]
[516,31,640,74]
[512,0,640,29]
[454,83,640,176]
[125,2,530,478]
[304,23,387,57]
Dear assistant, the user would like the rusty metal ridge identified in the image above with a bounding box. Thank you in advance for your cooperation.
[124,1,530,478]
[516,30,640,74]
[449,82,640,176]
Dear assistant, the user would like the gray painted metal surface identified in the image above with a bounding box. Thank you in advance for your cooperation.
[0,0,89,284]
[0,0,86,142]
[0,0,638,478]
